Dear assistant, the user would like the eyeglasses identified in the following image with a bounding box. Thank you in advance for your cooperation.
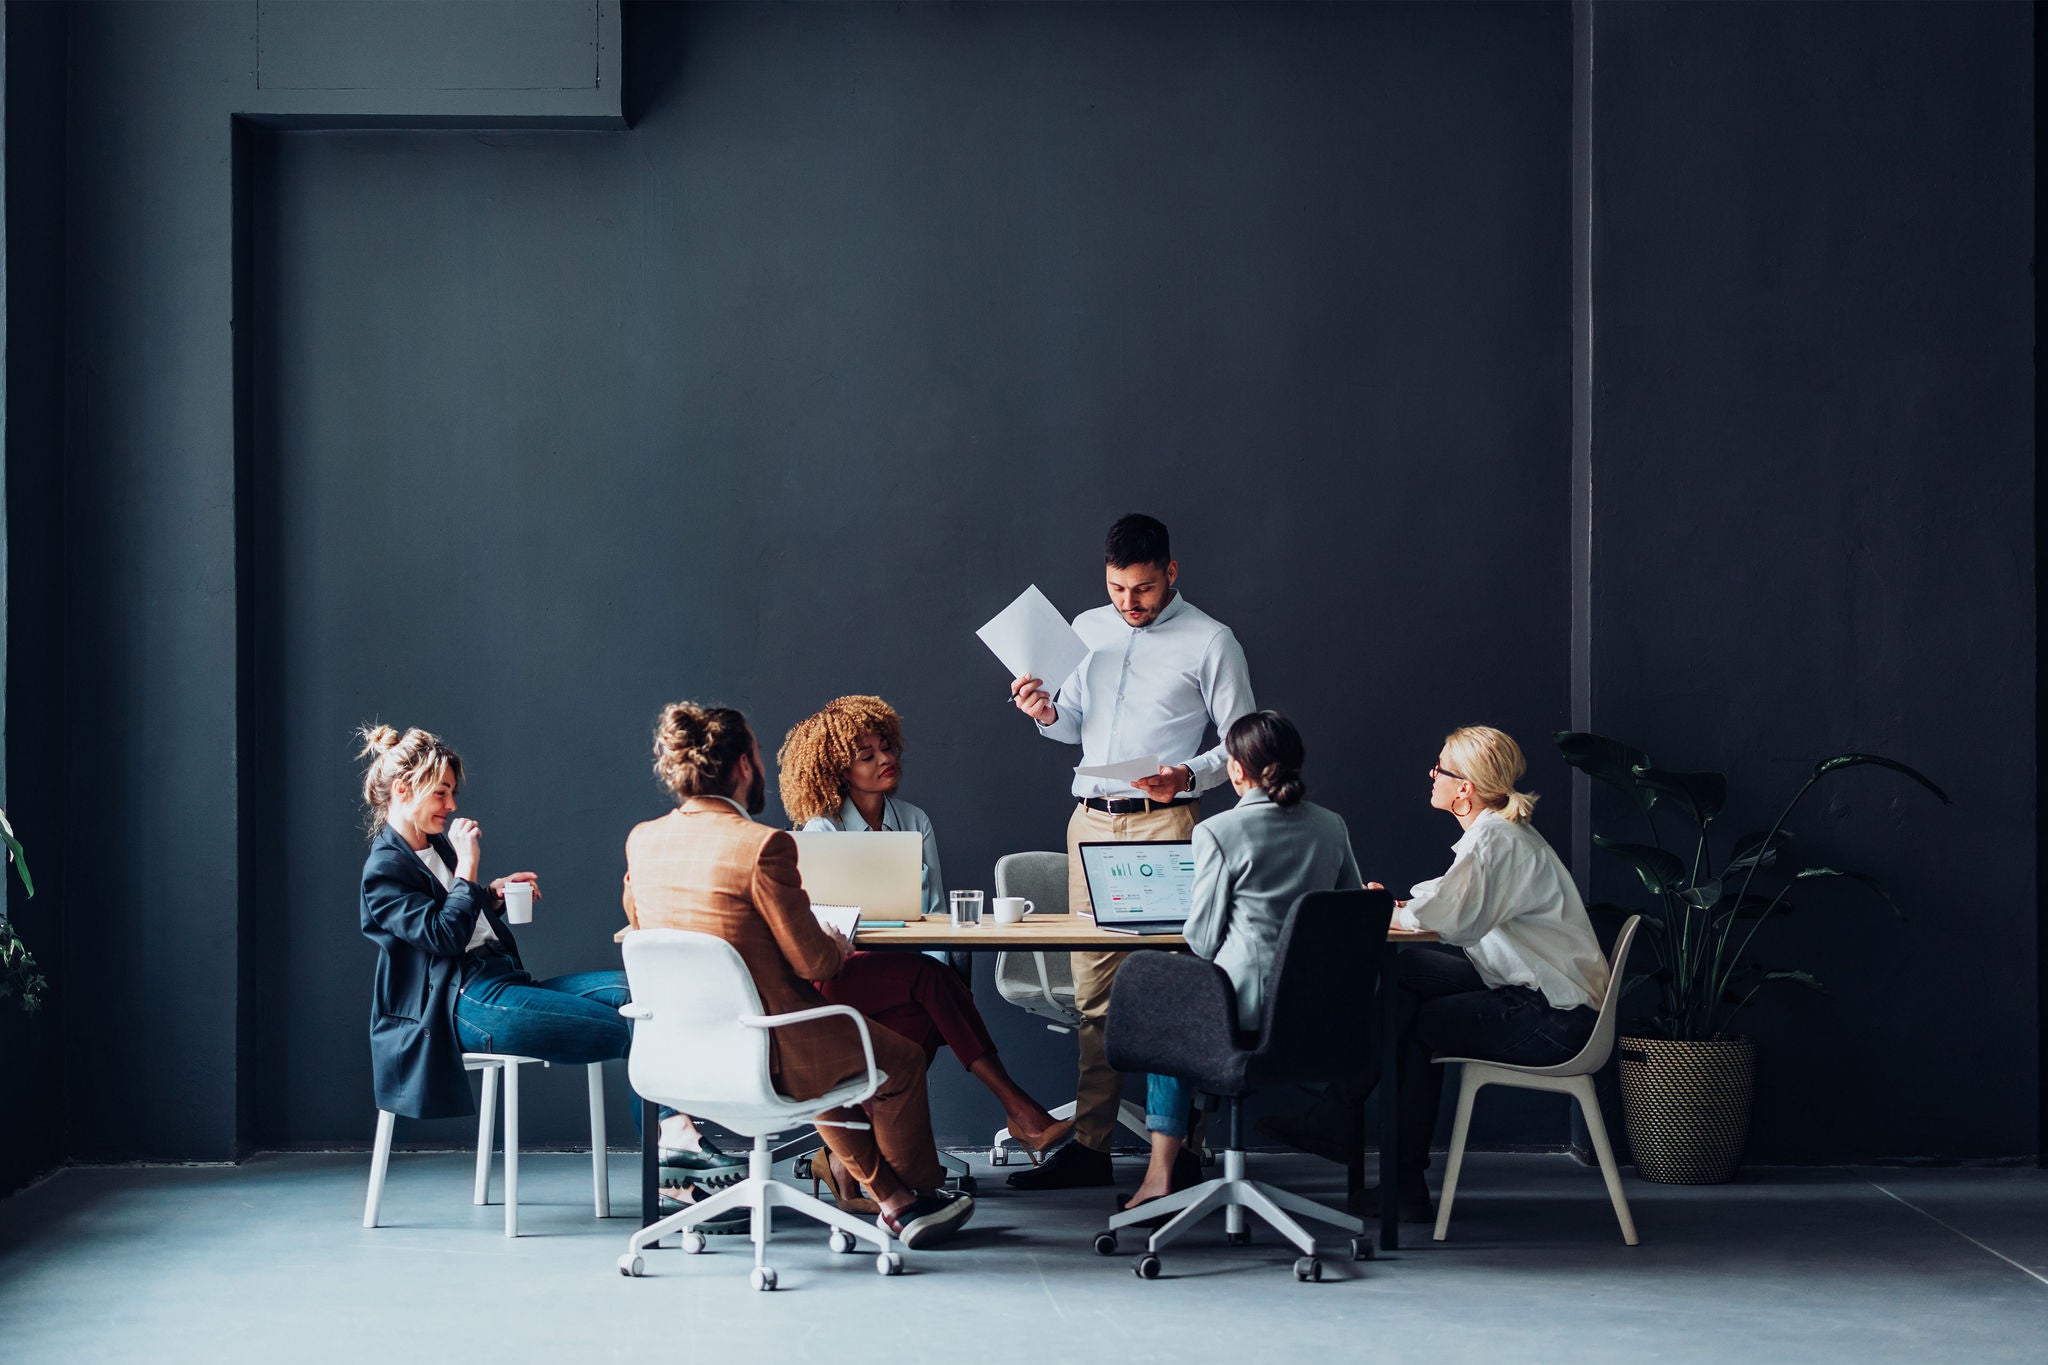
[1430,764,1466,783]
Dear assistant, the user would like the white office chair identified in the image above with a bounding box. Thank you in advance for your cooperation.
[362,1053,609,1238]
[1431,915,1643,1246]
[988,851,1153,1164]
[615,928,904,1289]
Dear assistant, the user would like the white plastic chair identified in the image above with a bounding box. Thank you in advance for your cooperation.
[1431,915,1643,1246]
[988,851,1152,1164]
[614,928,904,1290]
[362,1053,609,1238]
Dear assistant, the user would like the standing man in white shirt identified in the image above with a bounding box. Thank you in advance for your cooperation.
[1004,514,1256,1190]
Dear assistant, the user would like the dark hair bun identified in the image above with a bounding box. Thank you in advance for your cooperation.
[1225,710,1308,807]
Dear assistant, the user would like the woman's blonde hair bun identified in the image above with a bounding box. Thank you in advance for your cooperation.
[1441,725,1539,822]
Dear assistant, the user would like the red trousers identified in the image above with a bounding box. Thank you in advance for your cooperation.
[817,951,997,1071]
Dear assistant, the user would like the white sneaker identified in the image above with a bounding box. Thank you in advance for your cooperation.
[878,1190,977,1249]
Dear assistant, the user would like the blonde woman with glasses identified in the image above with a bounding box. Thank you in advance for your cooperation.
[1263,725,1610,1224]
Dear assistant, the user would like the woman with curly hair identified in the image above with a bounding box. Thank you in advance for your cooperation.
[777,696,1071,1209]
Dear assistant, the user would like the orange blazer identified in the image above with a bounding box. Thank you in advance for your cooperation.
[623,797,858,1101]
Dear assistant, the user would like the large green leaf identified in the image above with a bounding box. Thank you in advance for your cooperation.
[1592,836,1686,895]
[1632,767,1728,829]
[1554,732,1656,811]
[1726,829,1793,874]
[1795,867,1908,922]
[1681,878,1723,910]
[1812,754,1950,805]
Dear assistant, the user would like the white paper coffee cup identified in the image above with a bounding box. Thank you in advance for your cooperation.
[501,881,534,924]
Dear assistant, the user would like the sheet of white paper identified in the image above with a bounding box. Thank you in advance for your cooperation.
[1074,754,1162,782]
[811,904,861,941]
[975,584,1089,688]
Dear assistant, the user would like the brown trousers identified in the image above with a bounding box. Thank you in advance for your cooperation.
[809,1023,946,1204]
[1067,800,1200,1152]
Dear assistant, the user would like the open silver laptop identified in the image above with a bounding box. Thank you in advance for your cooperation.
[789,830,924,921]
[1078,839,1197,935]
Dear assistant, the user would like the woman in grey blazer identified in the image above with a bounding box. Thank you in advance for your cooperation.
[1120,710,1362,1216]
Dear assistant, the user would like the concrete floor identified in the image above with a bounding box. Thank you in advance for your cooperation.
[1,1150,2043,1364]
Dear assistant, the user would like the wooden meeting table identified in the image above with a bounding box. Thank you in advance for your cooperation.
[636,913,1436,1252]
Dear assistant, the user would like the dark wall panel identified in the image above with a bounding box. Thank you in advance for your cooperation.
[1589,1,2034,1160]
[2,0,70,1196]
[251,1,1572,1145]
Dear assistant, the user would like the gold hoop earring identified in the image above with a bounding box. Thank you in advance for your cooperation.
[1452,795,1473,818]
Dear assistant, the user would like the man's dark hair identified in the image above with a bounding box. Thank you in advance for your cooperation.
[1105,514,1171,569]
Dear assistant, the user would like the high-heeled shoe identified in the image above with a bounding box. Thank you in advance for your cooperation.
[799,1146,879,1215]
[1011,1116,1076,1156]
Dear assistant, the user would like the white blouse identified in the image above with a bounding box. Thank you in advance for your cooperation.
[1395,810,1610,1011]
[415,842,498,955]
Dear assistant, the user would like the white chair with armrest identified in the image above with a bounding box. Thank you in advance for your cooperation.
[615,927,905,1289]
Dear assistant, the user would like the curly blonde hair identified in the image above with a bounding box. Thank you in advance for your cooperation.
[776,696,905,827]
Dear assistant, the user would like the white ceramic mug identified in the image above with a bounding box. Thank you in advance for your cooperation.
[500,881,535,925]
[993,896,1033,925]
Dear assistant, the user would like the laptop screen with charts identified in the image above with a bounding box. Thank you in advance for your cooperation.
[789,831,924,921]
[1078,840,1198,935]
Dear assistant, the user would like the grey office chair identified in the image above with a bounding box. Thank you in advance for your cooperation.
[989,850,1153,1164]
[1096,888,1396,1281]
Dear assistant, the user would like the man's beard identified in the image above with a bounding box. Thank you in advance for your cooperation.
[743,765,767,815]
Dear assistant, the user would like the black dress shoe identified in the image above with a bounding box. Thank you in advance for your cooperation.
[1349,1179,1434,1223]
[1006,1140,1114,1190]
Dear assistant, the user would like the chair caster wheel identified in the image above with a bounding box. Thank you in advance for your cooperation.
[1351,1235,1374,1261]
[1135,1253,1162,1280]
[989,1147,1009,1166]
[1092,1231,1118,1256]
[1226,1230,1250,1246]
[750,1266,778,1292]
[616,1254,644,1277]
[679,1232,707,1255]
[955,1175,978,1196]
[876,1251,904,1276]
[1293,1256,1322,1282]
[828,1230,855,1254]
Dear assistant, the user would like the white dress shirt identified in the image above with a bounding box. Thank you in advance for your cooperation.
[414,842,499,954]
[1037,592,1256,799]
[1395,810,1610,1011]
[800,793,945,919]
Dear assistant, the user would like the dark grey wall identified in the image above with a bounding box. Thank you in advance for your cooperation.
[1586,1,2035,1160]
[7,0,2035,1171]
[2,0,69,1196]
[249,0,1572,1148]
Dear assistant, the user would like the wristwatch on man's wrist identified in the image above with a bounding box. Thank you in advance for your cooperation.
[1182,765,1197,794]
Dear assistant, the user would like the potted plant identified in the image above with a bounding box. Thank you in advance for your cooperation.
[1555,733,1947,1183]
[0,809,43,1013]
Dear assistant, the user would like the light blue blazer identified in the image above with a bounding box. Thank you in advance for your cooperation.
[1184,788,1362,1029]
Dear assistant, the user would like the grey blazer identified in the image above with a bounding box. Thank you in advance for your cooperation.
[1184,789,1362,1029]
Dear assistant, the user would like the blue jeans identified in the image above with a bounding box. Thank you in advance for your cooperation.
[455,958,642,1136]
[1147,1073,1195,1139]
[454,958,633,1062]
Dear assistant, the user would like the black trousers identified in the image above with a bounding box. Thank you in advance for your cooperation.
[1365,944,1597,1180]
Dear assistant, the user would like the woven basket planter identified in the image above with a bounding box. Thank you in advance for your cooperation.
[1617,1035,1756,1184]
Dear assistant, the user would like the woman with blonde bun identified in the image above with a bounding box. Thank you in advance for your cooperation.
[355,724,638,1119]
[1263,725,1609,1225]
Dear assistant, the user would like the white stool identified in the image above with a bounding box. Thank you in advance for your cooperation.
[363,1053,610,1237]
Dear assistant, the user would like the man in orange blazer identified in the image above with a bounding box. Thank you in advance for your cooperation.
[622,700,975,1248]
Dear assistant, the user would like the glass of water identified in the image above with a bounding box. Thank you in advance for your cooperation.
[949,890,984,928]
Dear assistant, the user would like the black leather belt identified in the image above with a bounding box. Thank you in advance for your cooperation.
[1081,796,1196,815]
